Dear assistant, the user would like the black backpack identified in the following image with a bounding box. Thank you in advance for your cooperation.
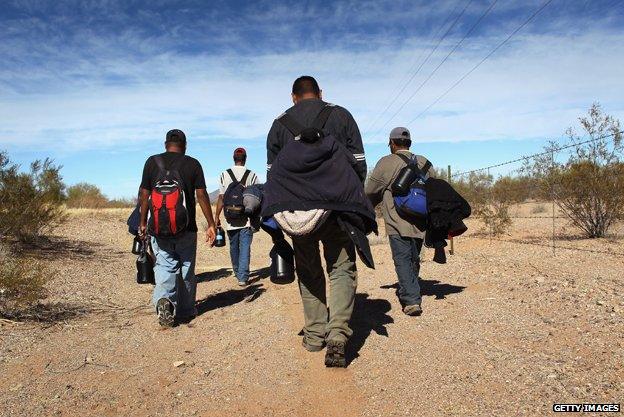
[148,156,189,238]
[277,103,335,144]
[223,169,250,222]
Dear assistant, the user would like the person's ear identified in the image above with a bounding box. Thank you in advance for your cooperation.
[292,93,297,104]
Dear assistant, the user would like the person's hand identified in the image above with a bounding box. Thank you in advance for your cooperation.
[138,223,147,241]
[206,225,216,246]
[215,217,221,227]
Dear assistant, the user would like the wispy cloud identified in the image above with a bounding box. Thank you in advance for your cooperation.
[1,0,623,155]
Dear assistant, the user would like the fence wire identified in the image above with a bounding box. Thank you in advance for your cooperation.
[447,130,624,257]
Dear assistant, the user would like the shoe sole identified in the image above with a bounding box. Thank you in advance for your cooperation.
[157,299,174,328]
[324,341,346,368]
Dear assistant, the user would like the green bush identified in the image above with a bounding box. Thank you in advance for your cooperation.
[0,151,66,242]
[524,103,623,238]
[453,172,513,236]
[66,182,108,208]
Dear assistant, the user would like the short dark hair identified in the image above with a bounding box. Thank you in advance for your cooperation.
[165,129,186,144]
[391,138,411,148]
[292,76,320,97]
[233,154,246,163]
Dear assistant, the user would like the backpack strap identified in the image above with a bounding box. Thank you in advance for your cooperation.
[277,113,305,138]
[240,169,251,186]
[312,104,335,130]
[396,153,431,178]
[226,169,238,184]
[277,104,335,137]
[154,156,166,173]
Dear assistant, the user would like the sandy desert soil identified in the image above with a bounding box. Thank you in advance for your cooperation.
[1,207,622,417]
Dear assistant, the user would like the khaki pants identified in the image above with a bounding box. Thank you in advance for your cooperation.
[292,218,357,346]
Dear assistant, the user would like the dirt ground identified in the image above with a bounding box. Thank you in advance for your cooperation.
[1,207,622,417]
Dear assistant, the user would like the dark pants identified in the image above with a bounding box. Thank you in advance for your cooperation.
[388,235,423,307]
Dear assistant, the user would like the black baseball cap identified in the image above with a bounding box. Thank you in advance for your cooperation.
[165,129,186,144]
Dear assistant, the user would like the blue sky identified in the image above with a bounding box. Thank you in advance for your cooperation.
[1,0,623,197]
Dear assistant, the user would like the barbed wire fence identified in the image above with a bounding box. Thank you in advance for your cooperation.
[446,130,624,258]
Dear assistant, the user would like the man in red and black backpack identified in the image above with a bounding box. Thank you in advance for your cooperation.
[138,129,217,327]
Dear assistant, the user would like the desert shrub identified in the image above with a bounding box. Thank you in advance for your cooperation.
[524,103,623,238]
[453,172,513,236]
[531,204,547,214]
[66,183,108,208]
[106,198,136,208]
[0,151,66,242]
[0,245,48,315]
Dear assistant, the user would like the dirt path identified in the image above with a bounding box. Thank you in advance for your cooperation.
[1,209,622,416]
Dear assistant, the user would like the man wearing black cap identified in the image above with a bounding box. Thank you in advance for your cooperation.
[215,147,259,286]
[138,129,217,327]
[365,127,433,316]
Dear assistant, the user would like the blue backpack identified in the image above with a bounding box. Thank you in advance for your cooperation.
[391,154,431,222]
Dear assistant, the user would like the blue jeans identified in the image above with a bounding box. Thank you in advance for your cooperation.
[388,235,423,306]
[227,227,253,283]
[151,232,198,318]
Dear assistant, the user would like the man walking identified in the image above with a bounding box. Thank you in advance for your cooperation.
[365,127,433,316]
[265,76,367,367]
[215,148,259,286]
[138,129,216,327]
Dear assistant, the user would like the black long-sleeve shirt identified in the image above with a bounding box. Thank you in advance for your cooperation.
[266,98,367,182]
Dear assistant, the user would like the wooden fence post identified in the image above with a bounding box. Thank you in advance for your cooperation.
[447,165,454,255]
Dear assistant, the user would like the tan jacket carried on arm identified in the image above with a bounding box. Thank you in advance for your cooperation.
[365,150,432,239]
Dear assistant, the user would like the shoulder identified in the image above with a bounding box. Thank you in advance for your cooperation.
[326,103,352,118]
[373,154,400,170]
[183,155,201,165]
[276,104,296,120]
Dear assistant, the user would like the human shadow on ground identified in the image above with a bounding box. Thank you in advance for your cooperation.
[195,284,265,316]
[346,293,393,366]
[248,267,271,284]
[380,278,466,300]
[196,268,231,283]
[1,302,90,324]
[17,236,99,260]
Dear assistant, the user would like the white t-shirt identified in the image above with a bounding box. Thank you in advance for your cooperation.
[219,166,259,230]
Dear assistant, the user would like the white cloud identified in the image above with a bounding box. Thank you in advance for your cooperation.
[1,4,623,155]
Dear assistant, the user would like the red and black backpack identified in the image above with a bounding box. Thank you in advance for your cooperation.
[148,156,189,238]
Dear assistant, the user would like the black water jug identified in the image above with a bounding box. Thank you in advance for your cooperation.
[136,245,155,285]
[391,164,419,196]
[131,236,143,255]
[214,226,226,247]
[270,240,295,285]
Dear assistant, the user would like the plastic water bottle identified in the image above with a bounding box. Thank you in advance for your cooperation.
[214,226,226,247]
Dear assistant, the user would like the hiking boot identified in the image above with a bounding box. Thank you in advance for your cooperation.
[403,304,423,316]
[156,298,174,328]
[302,337,325,352]
[324,340,346,368]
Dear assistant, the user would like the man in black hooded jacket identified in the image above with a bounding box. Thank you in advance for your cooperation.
[265,76,367,368]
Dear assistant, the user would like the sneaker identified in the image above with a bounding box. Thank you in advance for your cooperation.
[324,340,346,368]
[403,304,423,316]
[156,298,175,328]
[237,280,248,287]
[302,337,325,352]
